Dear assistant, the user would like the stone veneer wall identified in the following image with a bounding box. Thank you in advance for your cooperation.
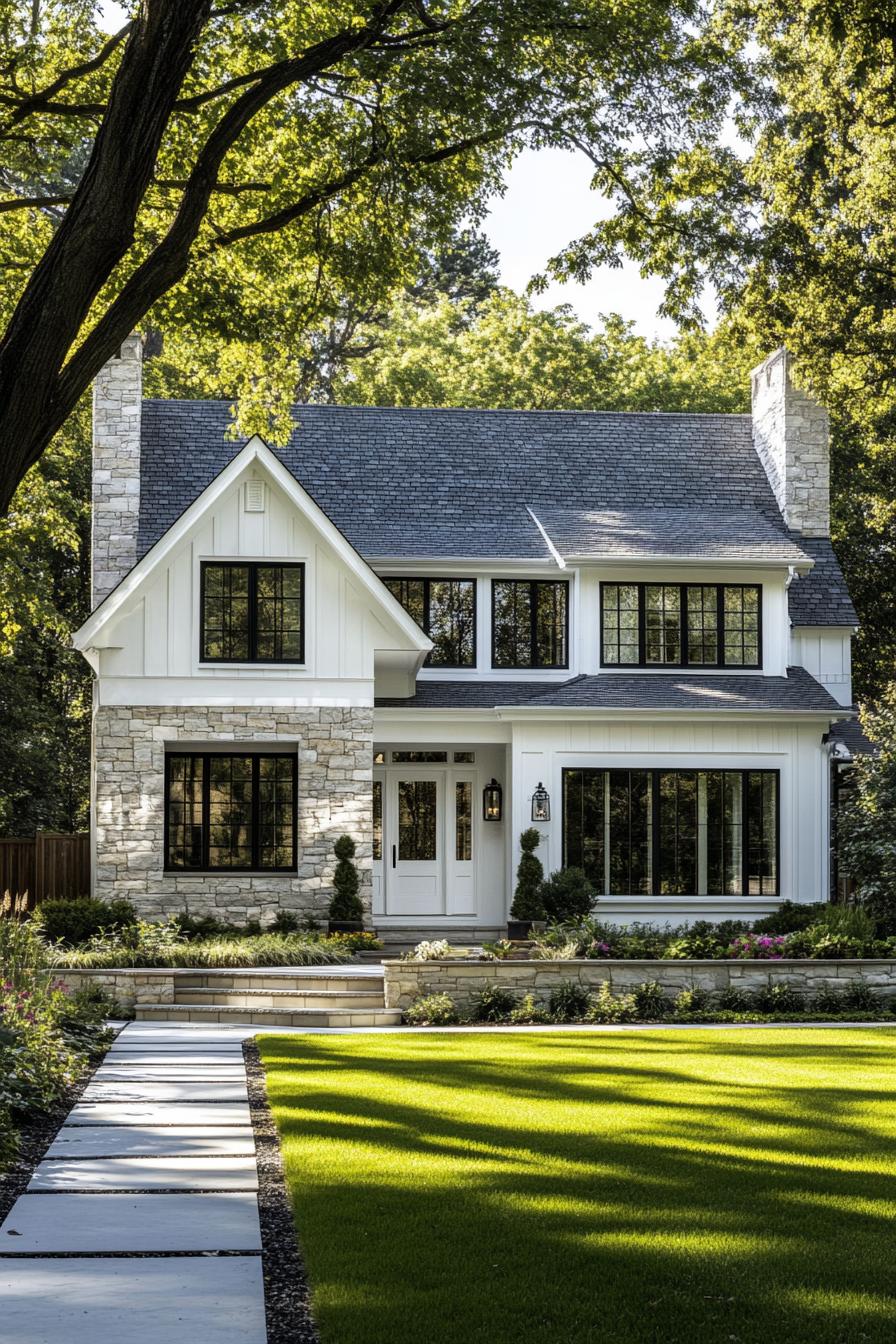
[92,334,143,606]
[383,958,896,1011]
[751,347,830,537]
[93,704,374,923]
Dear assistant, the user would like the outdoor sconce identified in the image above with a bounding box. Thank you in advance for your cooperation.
[482,778,503,822]
[531,782,551,822]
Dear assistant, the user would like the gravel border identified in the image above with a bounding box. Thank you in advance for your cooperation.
[243,1038,320,1344]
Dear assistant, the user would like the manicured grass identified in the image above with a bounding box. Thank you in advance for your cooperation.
[258,1030,896,1344]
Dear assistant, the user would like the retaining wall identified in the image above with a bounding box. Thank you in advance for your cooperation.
[382,958,896,1011]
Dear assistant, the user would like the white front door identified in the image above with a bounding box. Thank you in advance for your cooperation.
[386,770,445,915]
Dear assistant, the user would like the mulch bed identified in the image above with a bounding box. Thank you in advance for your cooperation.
[243,1039,320,1344]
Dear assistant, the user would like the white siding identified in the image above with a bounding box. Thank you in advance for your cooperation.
[790,627,853,706]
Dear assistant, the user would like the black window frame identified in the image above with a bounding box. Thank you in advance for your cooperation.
[561,766,780,897]
[600,582,762,669]
[164,751,298,873]
[200,561,305,665]
[383,577,477,669]
[491,579,570,670]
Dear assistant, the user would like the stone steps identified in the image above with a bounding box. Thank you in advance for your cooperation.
[173,988,386,1009]
[135,1003,402,1027]
[173,972,380,993]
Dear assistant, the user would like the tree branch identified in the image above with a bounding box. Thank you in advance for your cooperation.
[0,22,132,128]
[0,194,72,213]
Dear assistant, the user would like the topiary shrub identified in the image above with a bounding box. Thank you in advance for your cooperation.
[509,828,545,921]
[539,867,596,923]
[470,985,517,1022]
[548,979,591,1022]
[329,834,363,923]
[404,993,459,1026]
[39,898,136,947]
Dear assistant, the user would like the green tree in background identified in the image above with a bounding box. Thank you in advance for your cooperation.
[839,688,896,933]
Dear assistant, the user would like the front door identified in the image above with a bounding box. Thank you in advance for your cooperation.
[386,771,444,915]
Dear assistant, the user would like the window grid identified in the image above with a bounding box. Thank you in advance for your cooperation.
[492,580,569,669]
[562,767,778,897]
[200,563,305,664]
[384,577,476,668]
[601,583,761,668]
[164,753,297,872]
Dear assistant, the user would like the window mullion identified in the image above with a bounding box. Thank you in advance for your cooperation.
[638,583,646,666]
[681,584,689,667]
[530,581,538,668]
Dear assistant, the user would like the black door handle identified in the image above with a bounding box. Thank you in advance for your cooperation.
[392,844,396,869]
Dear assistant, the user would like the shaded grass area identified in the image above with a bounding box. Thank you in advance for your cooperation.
[258,1030,896,1344]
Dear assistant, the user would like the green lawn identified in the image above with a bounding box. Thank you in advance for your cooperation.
[258,1029,896,1344]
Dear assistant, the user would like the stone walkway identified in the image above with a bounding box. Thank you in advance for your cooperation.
[0,1022,268,1344]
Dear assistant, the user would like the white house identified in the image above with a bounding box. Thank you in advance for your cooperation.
[73,338,859,935]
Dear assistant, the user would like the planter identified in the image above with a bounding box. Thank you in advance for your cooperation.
[506,920,533,940]
[328,920,365,935]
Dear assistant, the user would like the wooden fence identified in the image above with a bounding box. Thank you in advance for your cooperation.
[0,832,90,910]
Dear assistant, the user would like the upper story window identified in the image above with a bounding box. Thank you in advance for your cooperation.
[201,562,304,663]
[492,580,568,669]
[601,583,761,668]
[384,578,476,668]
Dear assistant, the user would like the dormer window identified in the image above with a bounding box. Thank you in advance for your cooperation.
[384,578,476,667]
[601,583,760,668]
[200,562,304,663]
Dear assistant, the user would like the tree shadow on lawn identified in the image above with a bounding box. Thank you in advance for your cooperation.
[259,1032,896,1344]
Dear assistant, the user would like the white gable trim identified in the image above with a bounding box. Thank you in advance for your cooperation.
[73,436,431,656]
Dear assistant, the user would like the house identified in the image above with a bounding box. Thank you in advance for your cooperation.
[73,337,859,935]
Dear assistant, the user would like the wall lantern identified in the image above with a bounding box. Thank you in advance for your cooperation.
[531,782,551,822]
[482,779,503,822]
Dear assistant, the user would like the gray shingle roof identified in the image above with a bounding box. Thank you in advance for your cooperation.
[376,667,841,712]
[828,718,874,757]
[787,538,858,626]
[138,400,853,623]
[533,505,810,562]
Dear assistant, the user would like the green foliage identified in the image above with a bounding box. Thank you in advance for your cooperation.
[46,919,352,969]
[539,868,596,924]
[585,982,637,1024]
[508,992,551,1024]
[548,980,591,1022]
[716,986,751,1012]
[631,981,671,1019]
[752,983,805,1016]
[39,897,136,947]
[470,985,518,1023]
[673,986,712,1017]
[330,834,363,923]
[269,911,300,935]
[840,690,896,930]
[510,828,545,922]
[403,993,459,1027]
[752,902,826,935]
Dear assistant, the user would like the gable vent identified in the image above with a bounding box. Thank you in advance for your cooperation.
[244,480,265,512]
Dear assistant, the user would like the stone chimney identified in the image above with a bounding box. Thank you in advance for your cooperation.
[91,334,143,607]
[751,347,830,536]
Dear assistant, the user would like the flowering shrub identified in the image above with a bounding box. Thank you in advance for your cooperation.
[725,933,788,960]
[404,993,459,1025]
[0,918,112,1167]
[404,939,455,962]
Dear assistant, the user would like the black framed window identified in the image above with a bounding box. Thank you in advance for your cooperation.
[492,580,568,669]
[384,578,476,668]
[201,563,304,663]
[562,767,778,896]
[165,752,297,872]
[601,583,761,668]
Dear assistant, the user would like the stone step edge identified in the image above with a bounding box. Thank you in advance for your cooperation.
[135,1003,402,1018]
[173,988,384,1000]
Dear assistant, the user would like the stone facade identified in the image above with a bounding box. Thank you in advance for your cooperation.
[751,347,830,537]
[383,958,896,1011]
[92,333,142,607]
[93,704,374,922]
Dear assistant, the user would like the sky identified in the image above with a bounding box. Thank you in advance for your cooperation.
[96,3,687,340]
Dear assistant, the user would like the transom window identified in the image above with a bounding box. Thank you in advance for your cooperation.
[601,583,761,667]
[384,578,476,668]
[201,562,304,663]
[563,767,778,896]
[165,752,297,872]
[492,580,568,669]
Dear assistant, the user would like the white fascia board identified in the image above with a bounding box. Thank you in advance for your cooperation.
[567,555,814,572]
[494,706,846,721]
[74,436,432,656]
[366,556,557,572]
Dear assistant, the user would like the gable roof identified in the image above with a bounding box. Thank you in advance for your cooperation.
[138,400,853,622]
[787,537,858,627]
[375,667,844,714]
[74,437,431,658]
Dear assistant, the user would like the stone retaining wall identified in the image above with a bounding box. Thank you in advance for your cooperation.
[93,704,373,923]
[383,958,896,1011]
[56,968,176,1014]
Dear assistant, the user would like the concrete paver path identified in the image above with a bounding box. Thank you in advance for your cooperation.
[0,1021,268,1343]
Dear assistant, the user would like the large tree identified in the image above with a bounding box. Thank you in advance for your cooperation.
[0,0,723,509]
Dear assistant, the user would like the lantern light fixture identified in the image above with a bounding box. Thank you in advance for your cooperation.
[482,778,503,822]
[531,781,551,822]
